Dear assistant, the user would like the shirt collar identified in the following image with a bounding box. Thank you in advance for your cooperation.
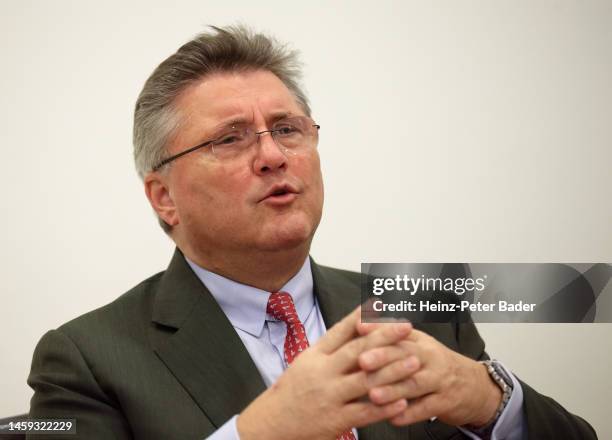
[185,257,314,337]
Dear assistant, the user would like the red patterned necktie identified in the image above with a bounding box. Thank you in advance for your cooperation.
[267,292,357,440]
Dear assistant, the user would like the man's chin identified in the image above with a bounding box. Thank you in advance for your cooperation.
[258,221,315,252]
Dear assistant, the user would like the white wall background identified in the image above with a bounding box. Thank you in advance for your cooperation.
[1,0,611,436]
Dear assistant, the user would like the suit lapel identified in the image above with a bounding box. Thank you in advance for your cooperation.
[310,258,361,327]
[149,249,266,428]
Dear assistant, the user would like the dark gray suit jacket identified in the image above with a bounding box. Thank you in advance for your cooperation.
[27,250,597,439]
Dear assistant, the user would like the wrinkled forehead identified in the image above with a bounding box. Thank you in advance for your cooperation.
[173,69,304,127]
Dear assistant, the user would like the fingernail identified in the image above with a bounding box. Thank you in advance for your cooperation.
[372,388,386,400]
[394,323,411,335]
[361,352,377,366]
[395,399,407,410]
[404,357,416,370]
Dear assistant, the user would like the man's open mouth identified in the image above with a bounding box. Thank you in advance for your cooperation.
[260,184,299,203]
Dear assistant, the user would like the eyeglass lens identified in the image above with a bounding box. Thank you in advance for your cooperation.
[211,116,319,157]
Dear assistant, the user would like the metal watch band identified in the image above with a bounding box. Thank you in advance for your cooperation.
[470,360,514,437]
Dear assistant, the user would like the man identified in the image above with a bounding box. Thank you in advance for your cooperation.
[27,26,596,439]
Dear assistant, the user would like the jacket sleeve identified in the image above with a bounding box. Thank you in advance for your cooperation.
[519,379,597,439]
[455,322,598,439]
[27,329,132,440]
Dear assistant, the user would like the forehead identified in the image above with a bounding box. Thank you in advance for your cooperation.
[173,69,303,125]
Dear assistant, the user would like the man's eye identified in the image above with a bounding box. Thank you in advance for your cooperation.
[219,136,238,144]
[215,133,244,146]
[275,125,300,136]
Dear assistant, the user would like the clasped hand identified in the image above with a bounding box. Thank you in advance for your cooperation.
[238,306,501,440]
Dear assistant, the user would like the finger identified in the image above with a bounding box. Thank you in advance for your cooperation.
[359,340,421,371]
[335,370,370,402]
[332,322,413,372]
[343,399,408,428]
[316,306,361,354]
[365,356,420,389]
[389,394,439,426]
[369,371,436,405]
[355,321,380,336]
[336,353,420,402]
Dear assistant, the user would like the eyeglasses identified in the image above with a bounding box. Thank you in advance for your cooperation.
[152,115,320,171]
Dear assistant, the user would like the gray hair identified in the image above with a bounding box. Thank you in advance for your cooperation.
[133,25,311,181]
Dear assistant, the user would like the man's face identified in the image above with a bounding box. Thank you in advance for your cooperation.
[148,70,324,258]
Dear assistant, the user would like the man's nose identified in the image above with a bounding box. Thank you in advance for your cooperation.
[253,131,288,175]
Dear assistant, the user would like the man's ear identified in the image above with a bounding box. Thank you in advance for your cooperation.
[144,172,179,227]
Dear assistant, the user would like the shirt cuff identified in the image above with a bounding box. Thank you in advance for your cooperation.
[205,415,241,440]
[458,362,527,440]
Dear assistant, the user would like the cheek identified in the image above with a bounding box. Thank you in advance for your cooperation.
[215,167,254,204]
[311,170,324,205]
[305,154,324,195]
[179,163,251,205]
[294,154,324,214]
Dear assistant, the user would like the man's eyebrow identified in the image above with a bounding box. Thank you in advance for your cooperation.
[208,111,296,134]
[204,117,251,138]
[269,111,294,122]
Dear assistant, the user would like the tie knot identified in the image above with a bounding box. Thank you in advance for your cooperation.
[267,292,299,324]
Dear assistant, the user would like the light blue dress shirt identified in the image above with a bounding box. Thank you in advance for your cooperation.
[186,257,526,440]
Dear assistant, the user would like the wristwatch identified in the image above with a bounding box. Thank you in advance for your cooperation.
[470,360,514,437]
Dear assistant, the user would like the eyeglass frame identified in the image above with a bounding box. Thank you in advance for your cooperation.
[151,117,321,172]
